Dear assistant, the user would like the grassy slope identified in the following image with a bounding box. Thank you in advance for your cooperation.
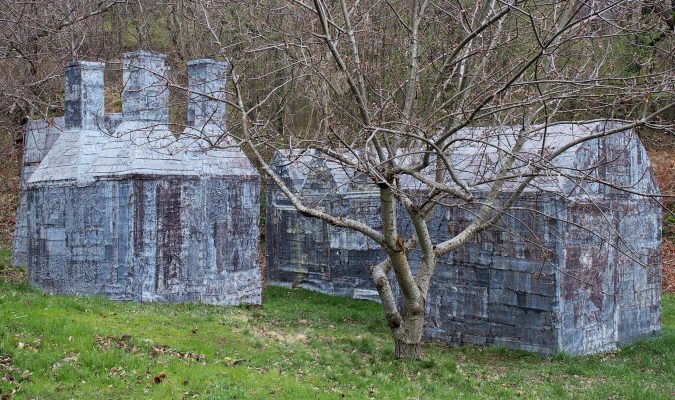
[0,261,673,399]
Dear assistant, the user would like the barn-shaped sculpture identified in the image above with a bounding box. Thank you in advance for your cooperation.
[24,51,261,305]
[266,124,662,354]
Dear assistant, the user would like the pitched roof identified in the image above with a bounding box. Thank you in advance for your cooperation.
[269,122,659,199]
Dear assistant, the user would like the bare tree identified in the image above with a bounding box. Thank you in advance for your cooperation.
[2,0,673,359]
[0,0,127,171]
[213,0,675,359]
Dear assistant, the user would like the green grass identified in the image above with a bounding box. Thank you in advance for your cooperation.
[0,263,673,399]
[0,247,11,267]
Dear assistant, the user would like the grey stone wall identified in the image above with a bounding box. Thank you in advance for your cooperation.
[64,61,104,129]
[187,58,228,131]
[24,52,261,306]
[416,195,564,354]
[122,51,169,123]
[27,177,260,304]
[554,127,661,354]
[265,124,662,354]
[12,117,63,266]
[266,151,383,300]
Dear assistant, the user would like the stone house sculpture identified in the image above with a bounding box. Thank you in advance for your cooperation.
[266,123,662,354]
[21,51,261,305]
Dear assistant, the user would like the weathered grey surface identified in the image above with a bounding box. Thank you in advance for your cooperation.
[122,51,169,123]
[266,123,662,354]
[25,53,261,305]
[187,58,228,133]
[12,117,63,266]
[266,150,383,300]
[27,178,260,304]
[414,195,563,354]
[64,61,105,129]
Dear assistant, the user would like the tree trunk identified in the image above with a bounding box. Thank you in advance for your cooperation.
[395,338,423,360]
[393,309,425,360]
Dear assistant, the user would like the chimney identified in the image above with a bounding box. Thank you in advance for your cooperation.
[187,59,228,128]
[64,61,105,129]
[122,51,169,123]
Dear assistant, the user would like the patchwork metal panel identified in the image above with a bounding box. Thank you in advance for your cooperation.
[418,195,561,354]
[12,118,63,266]
[266,151,383,300]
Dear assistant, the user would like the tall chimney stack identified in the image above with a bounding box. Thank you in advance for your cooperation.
[64,61,105,129]
[122,51,169,123]
[187,59,228,128]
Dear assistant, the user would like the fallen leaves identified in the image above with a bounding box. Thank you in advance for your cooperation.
[257,327,285,341]
[153,372,166,384]
[295,334,309,345]
[95,334,140,354]
[51,354,78,370]
[94,334,207,367]
[108,367,126,378]
[222,357,245,367]
[150,345,205,362]
[1,388,17,400]
[252,326,311,345]
[16,339,40,353]
[0,353,27,394]
[0,355,11,368]
[0,269,26,285]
